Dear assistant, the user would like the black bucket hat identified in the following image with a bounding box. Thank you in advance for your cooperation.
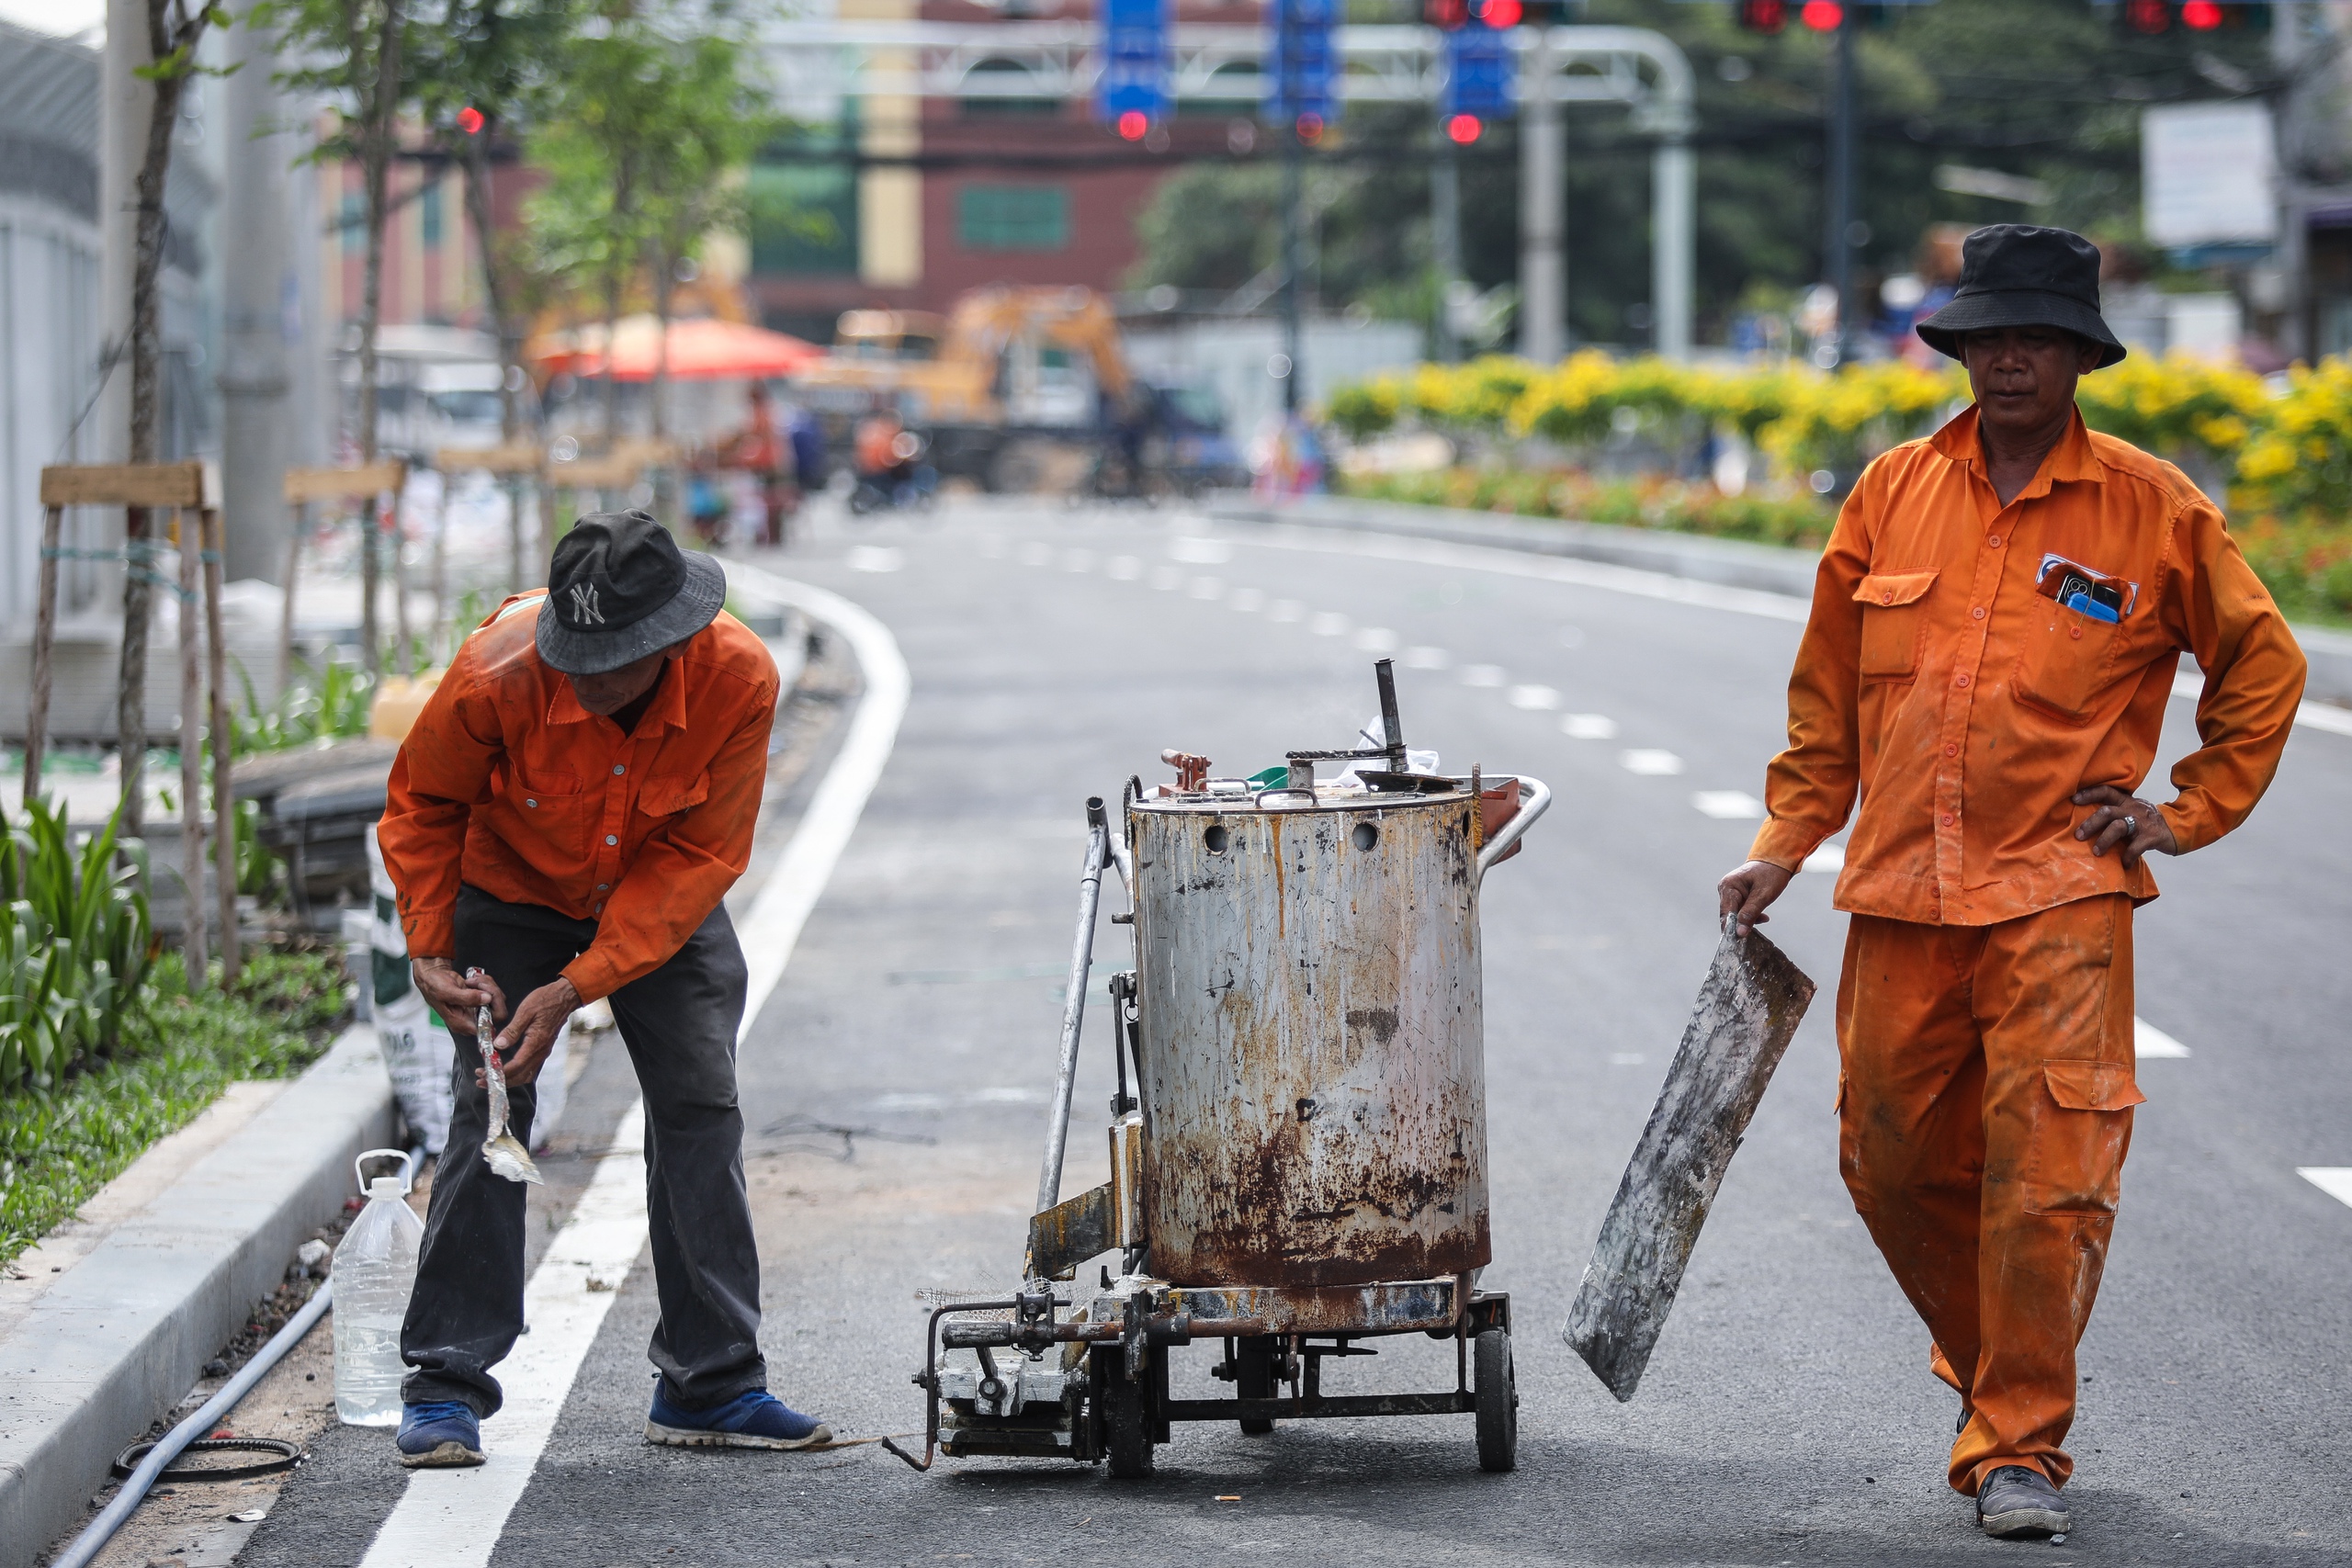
[1914,224,2127,369]
[536,510,726,675]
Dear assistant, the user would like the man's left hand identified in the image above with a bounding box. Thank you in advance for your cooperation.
[2072,784,2178,871]
[478,976,583,1089]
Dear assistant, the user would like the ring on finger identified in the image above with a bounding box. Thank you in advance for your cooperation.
[2121,814,2137,839]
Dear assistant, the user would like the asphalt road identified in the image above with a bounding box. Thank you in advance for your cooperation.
[243,497,2352,1568]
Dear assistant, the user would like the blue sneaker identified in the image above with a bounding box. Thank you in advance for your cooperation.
[397,1401,485,1468]
[645,1384,831,1450]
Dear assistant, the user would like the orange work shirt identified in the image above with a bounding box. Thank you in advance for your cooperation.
[378,595,779,1000]
[1750,406,2306,925]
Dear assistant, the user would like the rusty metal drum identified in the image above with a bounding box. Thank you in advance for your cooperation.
[1128,785,1490,1289]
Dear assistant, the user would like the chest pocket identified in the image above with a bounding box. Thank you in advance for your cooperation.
[1854,570,1937,681]
[636,772,709,819]
[506,768,590,857]
[2014,604,2121,721]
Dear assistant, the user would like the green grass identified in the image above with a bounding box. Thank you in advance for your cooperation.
[0,949,349,1267]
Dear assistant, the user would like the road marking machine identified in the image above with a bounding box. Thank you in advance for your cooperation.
[886,660,1550,1477]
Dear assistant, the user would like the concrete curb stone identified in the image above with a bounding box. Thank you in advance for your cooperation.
[0,1022,393,1568]
[1206,492,2352,707]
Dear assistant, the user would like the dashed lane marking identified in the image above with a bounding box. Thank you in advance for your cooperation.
[2299,1169,2352,1209]
[1692,791,1766,819]
[1621,750,1685,776]
[1508,684,1561,711]
[2134,1019,2192,1059]
[1561,714,1619,740]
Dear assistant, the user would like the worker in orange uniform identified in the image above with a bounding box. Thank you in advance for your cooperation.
[377,512,831,1467]
[1717,226,2306,1540]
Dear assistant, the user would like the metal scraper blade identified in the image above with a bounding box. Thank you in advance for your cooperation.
[1562,921,1815,1402]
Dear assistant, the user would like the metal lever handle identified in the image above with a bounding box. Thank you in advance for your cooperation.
[1476,775,1552,885]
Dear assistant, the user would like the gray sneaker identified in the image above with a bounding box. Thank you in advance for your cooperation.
[1976,1464,2070,1539]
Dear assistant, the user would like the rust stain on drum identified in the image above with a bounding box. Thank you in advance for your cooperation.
[1130,791,1491,1289]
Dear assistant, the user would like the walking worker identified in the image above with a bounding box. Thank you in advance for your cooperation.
[377,511,831,1466]
[1717,226,2305,1540]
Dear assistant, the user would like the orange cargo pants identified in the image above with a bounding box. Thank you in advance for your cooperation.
[1836,893,2144,1496]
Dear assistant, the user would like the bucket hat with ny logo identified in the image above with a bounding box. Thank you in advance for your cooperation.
[536,509,728,675]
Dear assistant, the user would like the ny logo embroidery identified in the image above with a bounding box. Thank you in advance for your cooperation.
[570,583,604,626]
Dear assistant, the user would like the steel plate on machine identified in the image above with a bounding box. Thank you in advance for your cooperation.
[1161,1277,1461,1336]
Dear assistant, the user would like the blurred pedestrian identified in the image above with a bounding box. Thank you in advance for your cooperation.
[1716,225,2306,1541]
[725,382,791,548]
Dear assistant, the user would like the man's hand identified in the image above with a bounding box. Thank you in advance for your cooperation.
[484,976,582,1088]
[413,957,505,1038]
[1718,859,1797,937]
[2073,784,2178,871]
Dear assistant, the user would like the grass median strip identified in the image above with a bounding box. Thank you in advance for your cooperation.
[0,949,349,1268]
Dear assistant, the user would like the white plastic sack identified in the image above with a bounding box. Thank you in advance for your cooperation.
[365,826,568,1154]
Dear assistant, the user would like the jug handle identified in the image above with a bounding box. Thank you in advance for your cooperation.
[356,1147,416,1197]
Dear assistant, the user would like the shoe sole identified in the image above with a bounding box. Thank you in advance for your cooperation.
[398,1439,485,1469]
[644,1418,832,1450]
[1978,1505,2070,1540]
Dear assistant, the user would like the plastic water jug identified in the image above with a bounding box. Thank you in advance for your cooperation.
[333,1148,424,1427]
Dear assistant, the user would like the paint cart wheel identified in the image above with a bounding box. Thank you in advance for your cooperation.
[1094,1348,1156,1480]
[1475,1325,1517,1473]
[1235,1336,1278,1436]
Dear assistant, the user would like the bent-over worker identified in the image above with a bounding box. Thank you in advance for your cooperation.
[1718,226,2305,1540]
[378,511,830,1466]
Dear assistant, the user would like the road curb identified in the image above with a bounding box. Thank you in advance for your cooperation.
[1206,492,2352,708]
[3,1023,394,1568]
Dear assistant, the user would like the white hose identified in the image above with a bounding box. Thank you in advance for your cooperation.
[51,1278,335,1568]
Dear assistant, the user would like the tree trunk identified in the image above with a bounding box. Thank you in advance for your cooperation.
[460,128,521,444]
[601,266,624,452]
[650,244,673,525]
[354,0,405,679]
[120,1,197,840]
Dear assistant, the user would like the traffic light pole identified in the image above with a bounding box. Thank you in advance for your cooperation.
[1519,25,1563,363]
[1825,5,1858,366]
[1283,123,1305,413]
[1433,128,1462,363]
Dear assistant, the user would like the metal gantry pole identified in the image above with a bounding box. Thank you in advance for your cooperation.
[1518,26,1563,364]
[1825,6,1858,366]
[1433,129,1463,364]
[1282,124,1305,414]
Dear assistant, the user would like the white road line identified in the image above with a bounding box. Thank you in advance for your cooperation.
[1621,749,1685,776]
[844,546,901,574]
[2133,1019,2192,1059]
[2164,672,2352,738]
[1017,543,1050,567]
[1561,713,1618,740]
[1168,536,1233,565]
[1239,525,1812,623]
[1507,683,1560,710]
[356,1103,648,1568]
[1405,645,1449,669]
[1692,791,1765,819]
[358,567,910,1568]
[2299,1168,2352,1209]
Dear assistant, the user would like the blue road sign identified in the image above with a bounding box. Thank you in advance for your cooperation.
[1442,21,1515,120]
[1097,0,1172,130]
[1267,0,1340,127]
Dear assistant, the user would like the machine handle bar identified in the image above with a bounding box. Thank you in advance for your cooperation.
[1476,774,1551,886]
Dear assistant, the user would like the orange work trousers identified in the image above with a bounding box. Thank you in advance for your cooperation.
[1836,893,2144,1496]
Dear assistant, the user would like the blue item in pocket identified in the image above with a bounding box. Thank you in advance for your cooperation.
[2059,588,2120,625]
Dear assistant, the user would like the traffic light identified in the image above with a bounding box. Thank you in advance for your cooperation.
[1425,0,1468,28]
[1446,113,1483,143]
[1736,0,1788,29]
[1800,0,1843,28]
[2118,0,2267,33]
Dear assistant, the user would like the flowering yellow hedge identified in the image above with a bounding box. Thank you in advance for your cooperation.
[1327,351,2316,502]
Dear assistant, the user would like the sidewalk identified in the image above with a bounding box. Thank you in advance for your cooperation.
[0,1025,394,1568]
[1207,492,2352,709]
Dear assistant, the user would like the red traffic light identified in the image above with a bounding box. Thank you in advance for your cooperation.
[1445,113,1483,144]
[1424,0,1468,28]
[1800,0,1842,28]
[1737,0,1787,32]
[1116,109,1148,141]
[2182,0,2222,27]
[1295,111,1325,143]
[456,106,485,136]
[1476,0,1521,26]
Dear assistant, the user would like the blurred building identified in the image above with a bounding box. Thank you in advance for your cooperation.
[752,0,1260,344]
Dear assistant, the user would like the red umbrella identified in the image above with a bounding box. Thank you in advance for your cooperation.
[529,315,821,381]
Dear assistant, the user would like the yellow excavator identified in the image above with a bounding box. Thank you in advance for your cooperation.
[790,286,1149,492]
